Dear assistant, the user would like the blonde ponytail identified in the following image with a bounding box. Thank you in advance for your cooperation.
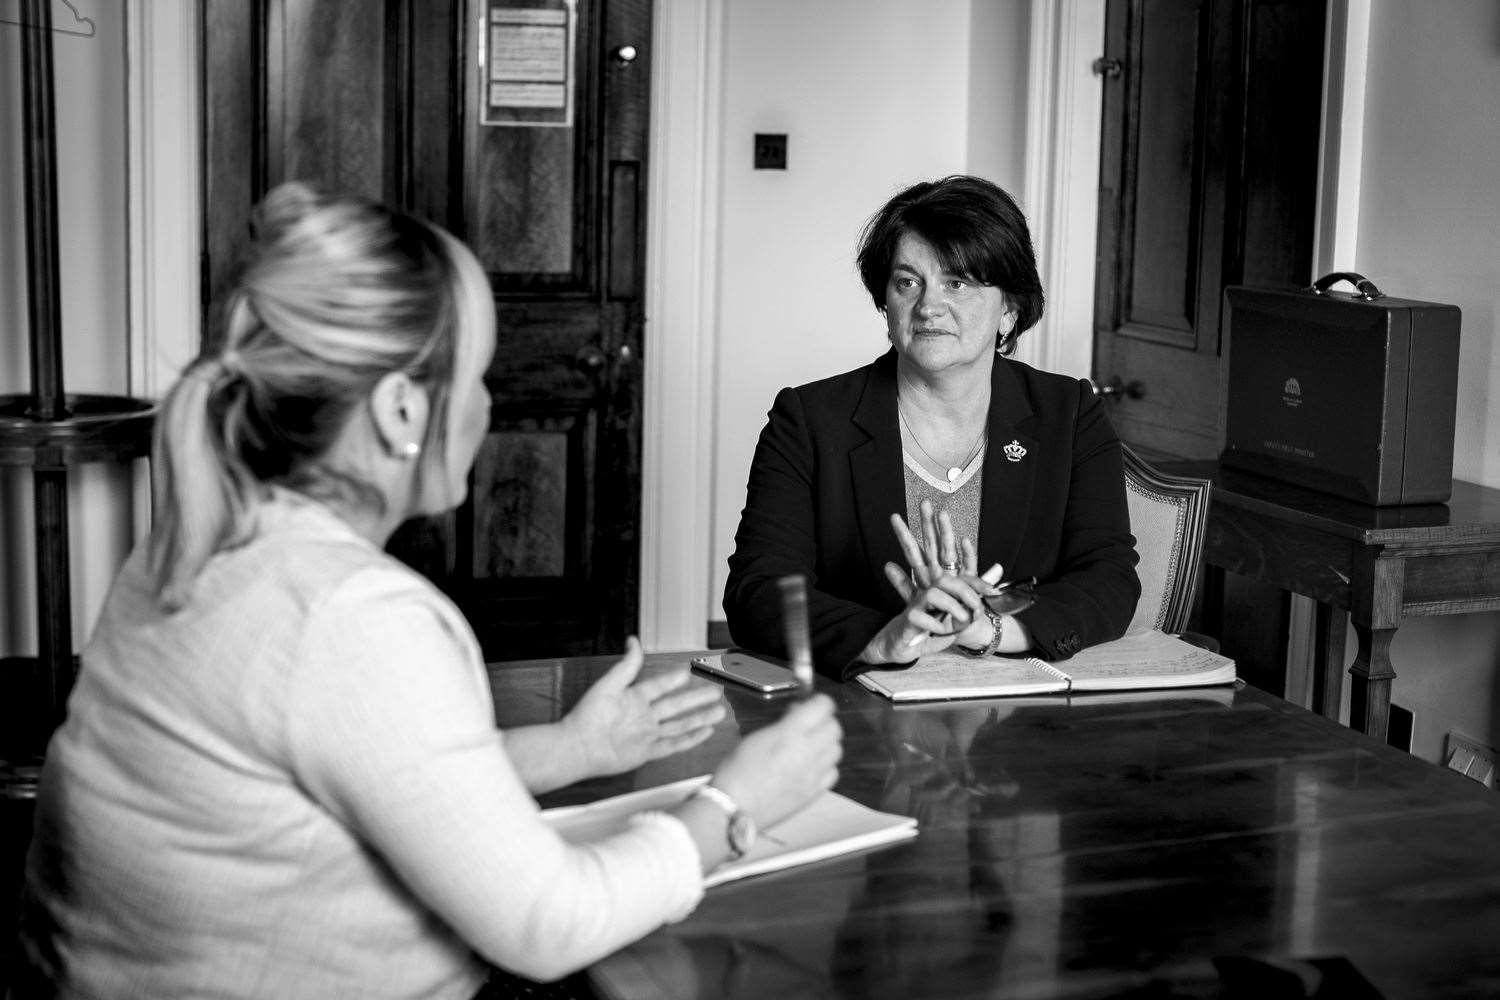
[147,357,262,610]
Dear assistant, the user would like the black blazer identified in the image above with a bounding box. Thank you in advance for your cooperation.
[724,350,1140,678]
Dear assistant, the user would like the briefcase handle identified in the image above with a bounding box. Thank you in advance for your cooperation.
[1308,271,1384,301]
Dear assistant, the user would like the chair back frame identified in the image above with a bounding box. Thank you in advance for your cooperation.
[1122,444,1212,635]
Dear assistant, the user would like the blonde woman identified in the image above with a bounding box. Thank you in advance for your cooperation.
[19,184,841,1000]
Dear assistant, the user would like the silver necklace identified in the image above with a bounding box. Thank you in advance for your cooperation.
[898,403,987,484]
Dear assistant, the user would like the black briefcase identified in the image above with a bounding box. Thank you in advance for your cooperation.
[1220,272,1461,506]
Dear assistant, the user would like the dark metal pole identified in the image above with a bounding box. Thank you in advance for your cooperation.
[21,0,64,422]
[33,467,72,726]
[20,0,76,726]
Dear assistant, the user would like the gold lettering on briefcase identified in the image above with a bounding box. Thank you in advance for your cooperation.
[1263,439,1315,459]
[1282,377,1303,408]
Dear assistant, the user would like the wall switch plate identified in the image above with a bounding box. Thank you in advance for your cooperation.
[754,133,787,170]
[1445,732,1497,789]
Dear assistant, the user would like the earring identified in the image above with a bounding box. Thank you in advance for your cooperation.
[400,441,421,459]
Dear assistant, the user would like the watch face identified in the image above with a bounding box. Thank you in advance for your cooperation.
[728,812,757,857]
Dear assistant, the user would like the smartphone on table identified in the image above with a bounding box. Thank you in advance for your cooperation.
[690,650,801,694]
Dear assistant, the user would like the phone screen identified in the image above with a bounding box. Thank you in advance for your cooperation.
[690,651,800,693]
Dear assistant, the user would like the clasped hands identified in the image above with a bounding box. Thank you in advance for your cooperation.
[860,500,1001,664]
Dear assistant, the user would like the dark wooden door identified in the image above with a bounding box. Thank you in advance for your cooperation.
[202,0,652,659]
[1093,0,1326,461]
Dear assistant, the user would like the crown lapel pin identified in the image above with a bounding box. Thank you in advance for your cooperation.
[1003,440,1027,463]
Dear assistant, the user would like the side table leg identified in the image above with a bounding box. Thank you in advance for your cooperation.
[1348,623,1396,741]
[1201,565,1226,640]
[1312,604,1348,723]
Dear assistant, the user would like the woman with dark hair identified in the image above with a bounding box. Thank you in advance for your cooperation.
[20,183,841,999]
[724,175,1139,677]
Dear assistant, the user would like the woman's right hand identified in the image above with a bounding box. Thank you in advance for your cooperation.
[858,569,984,663]
[858,503,998,663]
[709,694,842,831]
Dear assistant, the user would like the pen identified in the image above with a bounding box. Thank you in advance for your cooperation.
[907,563,1004,648]
[776,573,817,694]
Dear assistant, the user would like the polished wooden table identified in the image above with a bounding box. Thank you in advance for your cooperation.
[1165,462,1500,741]
[489,652,1500,1000]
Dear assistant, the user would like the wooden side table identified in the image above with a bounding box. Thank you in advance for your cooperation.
[1174,462,1500,741]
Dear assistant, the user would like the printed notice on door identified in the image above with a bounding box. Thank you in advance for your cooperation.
[482,0,576,127]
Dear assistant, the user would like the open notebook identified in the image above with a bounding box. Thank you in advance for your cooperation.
[542,775,918,888]
[857,628,1236,703]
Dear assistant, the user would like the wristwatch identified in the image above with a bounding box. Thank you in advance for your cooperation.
[958,608,1006,657]
[692,783,757,859]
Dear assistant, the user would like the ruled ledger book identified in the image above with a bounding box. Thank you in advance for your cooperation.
[857,628,1237,703]
[542,776,918,888]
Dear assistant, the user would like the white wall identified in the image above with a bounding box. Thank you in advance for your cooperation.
[708,0,1033,617]
[966,0,1030,193]
[1,1,140,659]
[1350,0,1500,762]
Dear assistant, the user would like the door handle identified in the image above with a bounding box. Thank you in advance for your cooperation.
[575,345,607,374]
[1092,376,1144,399]
[576,344,636,376]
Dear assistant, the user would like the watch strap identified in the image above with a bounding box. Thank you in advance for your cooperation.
[691,783,754,859]
[692,783,739,819]
[958,608,1006,657]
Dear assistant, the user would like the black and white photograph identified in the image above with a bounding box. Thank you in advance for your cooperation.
[2,2,1499,997]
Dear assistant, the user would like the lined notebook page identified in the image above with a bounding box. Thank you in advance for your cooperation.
[1053,630,1236,691]
[542,775,917,888]
[856,629,1236,702]
[856,650,1070,701]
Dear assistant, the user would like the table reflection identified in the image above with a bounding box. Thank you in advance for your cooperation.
[489,657,1500,999]
[831,707,1033,999]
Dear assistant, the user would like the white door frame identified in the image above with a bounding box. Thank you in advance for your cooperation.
[1018,0,1106,381]
[126,1,200,401]
[637,0,724,651]
[126,0,200,541]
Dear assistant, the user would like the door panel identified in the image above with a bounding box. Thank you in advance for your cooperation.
[472,427,578,579]
[264,1,390,198]
[1093,0,1325,460]
[1235,3,1321,290]
[1123,0,1202,342]
[201,0,263,321]
[201,0,650,660]
[465,104,584,281]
